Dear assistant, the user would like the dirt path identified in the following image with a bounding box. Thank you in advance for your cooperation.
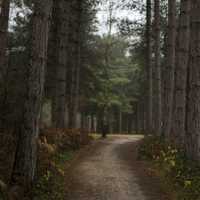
[65,135,172,200]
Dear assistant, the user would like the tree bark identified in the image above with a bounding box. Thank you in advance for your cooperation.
[172,0,191,145]
[53,0,70,128]
[119,108,122,133]
[162,0,176,138]
[186,0,200,159]
[0,0,10,129]
[135,102,139,134]
[0,0,9,81]
[68,0,83,129]
[146,0,153,134]
[153,0,162,136]
[46,0,59,127]
[11,0,53,189]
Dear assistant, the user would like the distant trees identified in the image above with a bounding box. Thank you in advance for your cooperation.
[83,34,137,134]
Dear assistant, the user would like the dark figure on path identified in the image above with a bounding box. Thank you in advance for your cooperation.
[102,122,109,138]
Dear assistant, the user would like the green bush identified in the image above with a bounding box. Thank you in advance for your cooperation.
[138,136,200,200]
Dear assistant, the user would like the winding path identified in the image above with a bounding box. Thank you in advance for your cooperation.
[65,135,172,200]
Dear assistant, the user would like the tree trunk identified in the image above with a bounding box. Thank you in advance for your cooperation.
[146,0,153,134]
[153,0,162,136]
[0,0,10,129]
[52,0,70,128]
[68,0,83,129]
[172,0,191,145]
[119,108,122,133]
[11,0,53,189]
[139,98,146,133]
[135,102,139,134]
[162,0,176,138]
[0,0,9,81]
[46,0,59,127]
[186,0,200,159]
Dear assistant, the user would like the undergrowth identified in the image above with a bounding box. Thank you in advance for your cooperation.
[32,128,92,200]
[33,150,74,200]
[138,136,200,200]
[0,128,92,199]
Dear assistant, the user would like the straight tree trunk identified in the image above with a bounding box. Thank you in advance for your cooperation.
[0,0,9,81]
[11,0,53,189]
[109,110,113,134]
[154,0,162,136]
[68,0,83,129]
[186,0,200,159]
[53,0,70,128]
[0,0,10,129]
[46,0,59,127]
[146,0,153,134]
[172,0,191,145]
[139,98,146,132]
[135,102,139,134]
[162,0,176,138]
[119,108,122,133]
[70,44,81,128]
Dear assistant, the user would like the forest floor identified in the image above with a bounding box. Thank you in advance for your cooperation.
[64,135,173,200]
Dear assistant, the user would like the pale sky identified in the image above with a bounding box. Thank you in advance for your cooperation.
[96,0,144,35]
[9,1,144,36]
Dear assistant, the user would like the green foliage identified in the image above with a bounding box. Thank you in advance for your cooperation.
[83,34,137,114]
[138,136,200,200]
